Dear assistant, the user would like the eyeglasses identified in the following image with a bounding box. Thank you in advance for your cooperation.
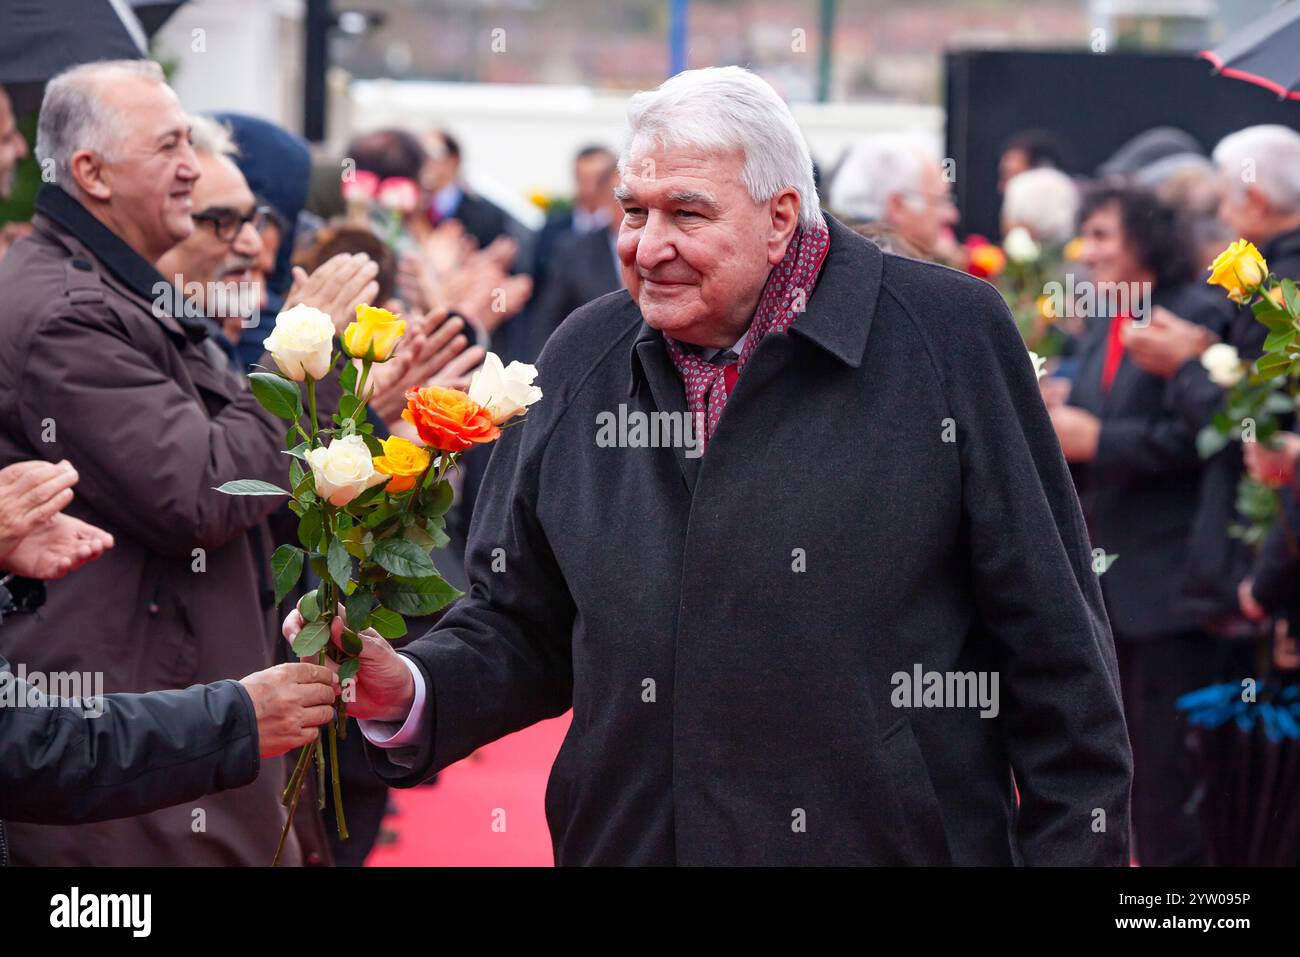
[192,204,276,242]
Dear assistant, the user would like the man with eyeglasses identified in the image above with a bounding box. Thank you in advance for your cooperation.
[157,115,272,370]
[828,132,960,262]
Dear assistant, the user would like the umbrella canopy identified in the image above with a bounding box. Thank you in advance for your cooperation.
[1201,1,1300,101]
[0,0,150,85]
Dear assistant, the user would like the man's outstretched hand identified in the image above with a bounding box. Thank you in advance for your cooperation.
[282,607,416,723]
[239,662,340,758]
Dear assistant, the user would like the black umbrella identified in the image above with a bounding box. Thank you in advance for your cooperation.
[0,0,152,86]
[1201,1,1300,101]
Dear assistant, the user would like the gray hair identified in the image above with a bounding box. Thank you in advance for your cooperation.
[1212,125,1300,215]
[1001,168,1079,246]
[828,133,934,223]
[35,59,166,190]
[189,114,238,158]
[619,66,825,230]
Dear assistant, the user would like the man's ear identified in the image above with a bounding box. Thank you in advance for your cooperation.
[767,188,801,264]
[69,150,110,201]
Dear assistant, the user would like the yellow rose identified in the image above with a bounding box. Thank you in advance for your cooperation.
[372,435,432,492]
[343,304,405,361]
[1207,240,1268,304]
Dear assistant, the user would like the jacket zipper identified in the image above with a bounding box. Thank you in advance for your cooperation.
[1,818,9,867]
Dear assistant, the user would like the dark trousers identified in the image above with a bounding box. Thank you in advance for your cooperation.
[1115,631,1232,866]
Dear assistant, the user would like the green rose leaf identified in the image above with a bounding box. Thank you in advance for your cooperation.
[326,536,352,591]
[339,360,358,395]
[1282,279,1300,318]
[367,606,408,639]
[371,538,438,578]
[1256,351,1292,380]
[424,479,454,518]
[249,371,304,421]
[297,509,323,550]
[338,657,362,683]
[292,620,331,658]
[1197,424,1231,460]
[271,544,305,607]
[344,589,374,632]
[377,574,461,616]
[214,479,289,496]
[283,441,310,462]
[298,585,324,623]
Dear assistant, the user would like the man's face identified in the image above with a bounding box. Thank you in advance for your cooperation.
[84,76,198,256]
[156,152,262,315]
[574,153,615,213]
[886,158,957,256]
[1217,172,1266,245]
[420,133,458,193]
[616,145,795,348]
[0,87,30,201]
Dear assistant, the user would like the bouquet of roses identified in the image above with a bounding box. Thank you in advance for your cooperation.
[216,302,541,864]
[1197,239,1300,547]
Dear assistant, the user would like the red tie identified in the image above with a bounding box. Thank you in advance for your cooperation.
[723,361,739,395]
[1101,313,1131,392]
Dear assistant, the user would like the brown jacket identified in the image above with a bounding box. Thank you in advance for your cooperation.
[0,186,331,865]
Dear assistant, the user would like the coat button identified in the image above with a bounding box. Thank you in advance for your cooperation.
[71,258,93,271]
[148,602,160,615]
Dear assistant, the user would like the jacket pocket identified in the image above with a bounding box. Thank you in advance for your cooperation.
[878,717,952,865]
[144,571,199,689]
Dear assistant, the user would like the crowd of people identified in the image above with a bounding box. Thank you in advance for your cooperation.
[0,52,1296,866]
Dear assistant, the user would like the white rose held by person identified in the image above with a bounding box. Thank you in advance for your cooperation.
[264,304,335,382]
[1202,342,1244,388]
[468,351,544,424]
[1003,226,1041,264]
[304,434,387,506]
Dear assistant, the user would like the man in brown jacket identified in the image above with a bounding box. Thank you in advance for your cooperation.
[0,61,350,865]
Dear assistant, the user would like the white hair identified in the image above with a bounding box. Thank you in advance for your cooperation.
[1212,125,1300,215]
[36,59,167,191]
[828,133,935,223]
[619,66,825,229]
[189,114,238,158]
[1001,167,1079,246]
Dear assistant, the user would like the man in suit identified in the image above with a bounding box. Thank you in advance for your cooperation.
[528,159,623,356]
[291,66,1132,865]
[420,129,510,251]
[1049,185,1233,865]
[530,145,618,298]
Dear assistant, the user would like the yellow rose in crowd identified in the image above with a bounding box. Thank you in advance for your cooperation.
[372,435,432,492]
[1063,237,1084,262]
[343,304,405,361]
[1207,240,1268,304]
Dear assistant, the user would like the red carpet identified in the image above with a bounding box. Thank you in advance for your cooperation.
[365,711,570,867]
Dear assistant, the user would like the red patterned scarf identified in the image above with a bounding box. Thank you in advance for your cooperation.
[664,224,830,453]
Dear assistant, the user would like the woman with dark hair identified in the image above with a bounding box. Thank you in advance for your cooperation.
[1044,184,1234,865]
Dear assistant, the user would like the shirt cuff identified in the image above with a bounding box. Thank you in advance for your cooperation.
[358,654,428,748]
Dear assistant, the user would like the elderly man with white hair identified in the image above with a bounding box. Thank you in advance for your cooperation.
[295,66,1132,866]
[828,132,958,259]
[1001,167,1079,248]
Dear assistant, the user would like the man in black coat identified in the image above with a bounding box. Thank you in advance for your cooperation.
[291,67,1132,866]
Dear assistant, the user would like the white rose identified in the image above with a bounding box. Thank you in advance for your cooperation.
[1003,226,1040,264]
[1028,349,1047,380]
[468,351,543,424]
[264,304,335,382]
[1202,342,1243,388]
[304,434,386,506]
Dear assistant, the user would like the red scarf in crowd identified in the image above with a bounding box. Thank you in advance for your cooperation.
[1101,312,1132,392]
[664,223,831,453]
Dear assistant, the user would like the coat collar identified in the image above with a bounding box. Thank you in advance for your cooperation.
[34,185,209,345]
[626,214,883,396]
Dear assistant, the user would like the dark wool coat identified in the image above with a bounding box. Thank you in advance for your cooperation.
[367,216,1133,865]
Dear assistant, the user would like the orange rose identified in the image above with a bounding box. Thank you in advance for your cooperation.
[401,386,500,452]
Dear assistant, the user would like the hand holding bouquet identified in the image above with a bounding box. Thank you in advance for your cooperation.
[217,302,541,864]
